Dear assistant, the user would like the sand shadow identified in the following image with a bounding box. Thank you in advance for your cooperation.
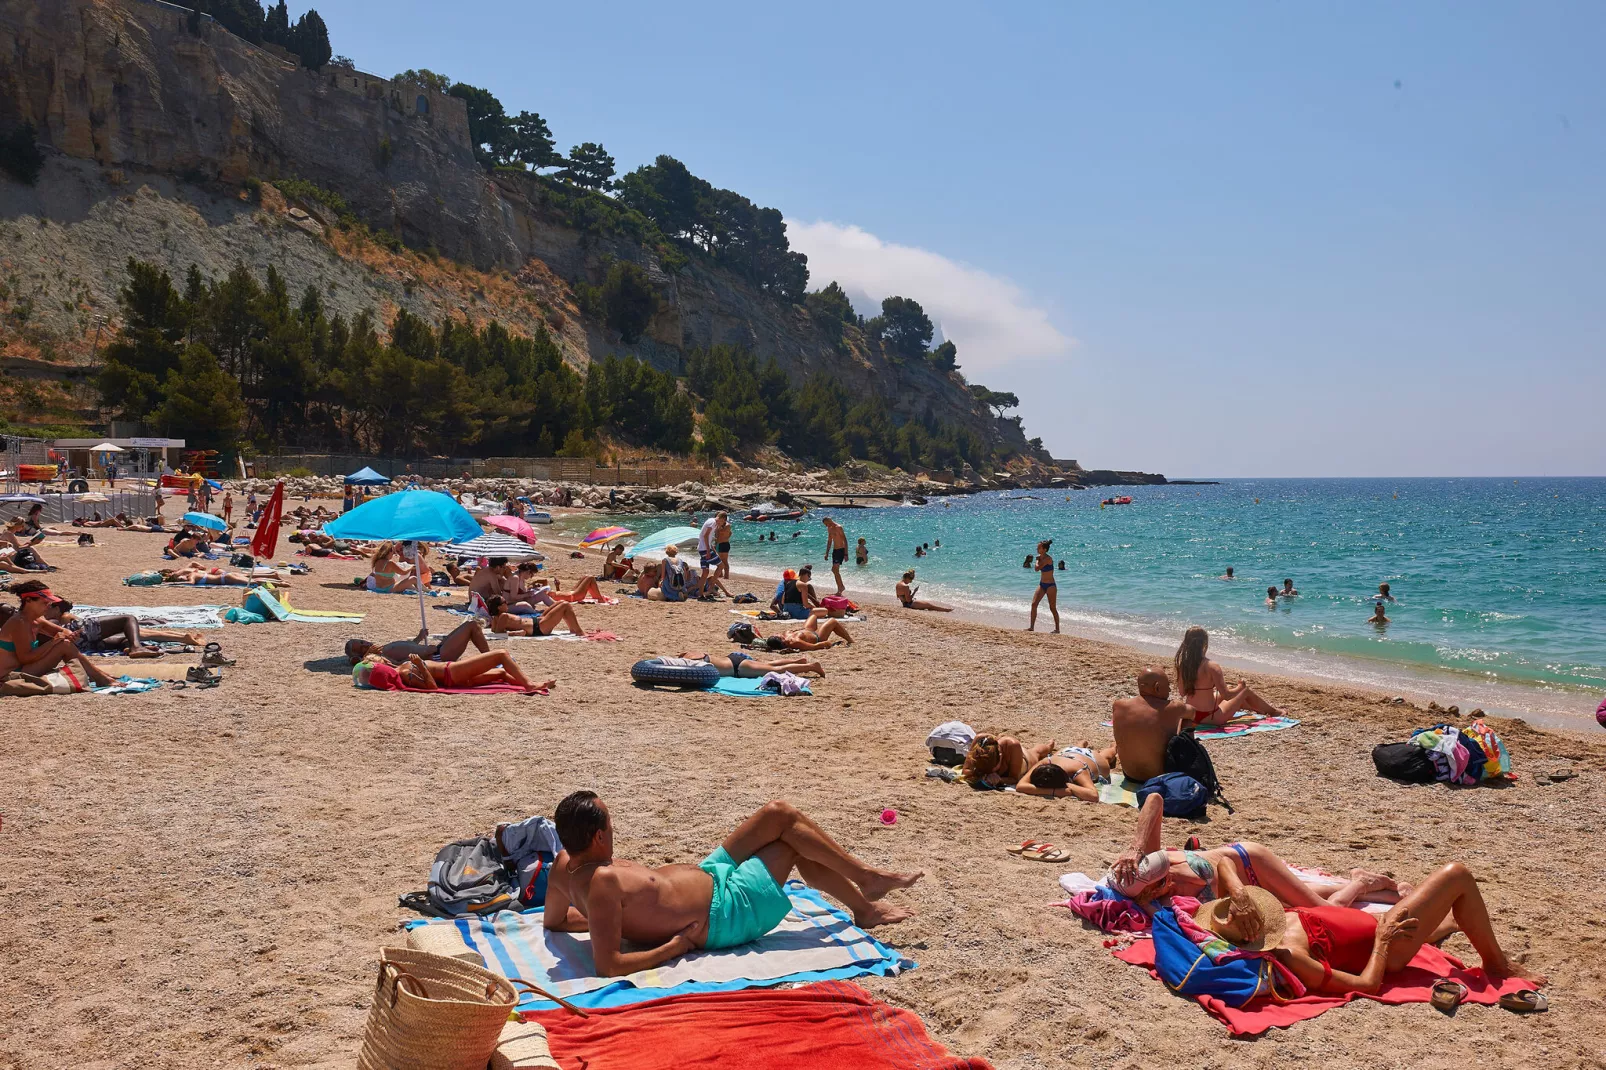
[303,656,355,675]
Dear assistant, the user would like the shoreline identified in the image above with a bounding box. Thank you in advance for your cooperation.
[544,529,1603,736]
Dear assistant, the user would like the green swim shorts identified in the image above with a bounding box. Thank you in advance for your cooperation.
[698,846,793,949]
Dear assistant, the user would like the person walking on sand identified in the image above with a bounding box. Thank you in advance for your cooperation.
[1028,539,1059,633]
[698,512,724,590]
[222,491,234,526]
[1175,626,1285,726]
[822,516,848,595]
[544,792,920,977]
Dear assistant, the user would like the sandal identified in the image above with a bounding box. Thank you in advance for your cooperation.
[1498,989,1548,1014]
[1020,844,1072,863]
[201,642,236,668]
[1430,978,1467,1015]
[1007,840,1048,855]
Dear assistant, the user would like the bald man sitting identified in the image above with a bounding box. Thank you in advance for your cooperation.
[1110,666,1194,782]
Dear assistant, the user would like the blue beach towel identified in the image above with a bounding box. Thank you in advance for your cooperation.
[403,883,907,1012]
[709,676,814,698]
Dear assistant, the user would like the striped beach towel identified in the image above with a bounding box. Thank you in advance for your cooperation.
[405,883,910,1011]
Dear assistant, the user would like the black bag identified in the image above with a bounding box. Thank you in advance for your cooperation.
[1164,732,1233,813]
[1372,742,1437,783]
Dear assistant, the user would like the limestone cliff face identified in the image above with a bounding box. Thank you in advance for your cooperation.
[0,0,1027,452]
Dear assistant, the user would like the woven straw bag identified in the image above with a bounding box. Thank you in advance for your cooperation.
[357,946,521,1070]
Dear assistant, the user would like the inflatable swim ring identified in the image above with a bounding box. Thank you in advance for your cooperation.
[630,657,721,689]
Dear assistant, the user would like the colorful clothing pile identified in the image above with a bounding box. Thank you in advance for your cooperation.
[1408,720,1511,784]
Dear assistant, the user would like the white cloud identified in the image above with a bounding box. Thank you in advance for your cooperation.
[785,220,1073,374]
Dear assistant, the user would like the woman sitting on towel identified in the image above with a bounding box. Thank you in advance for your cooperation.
[366,542,422,593]
[357,650,553,693]
[599,544,637,582]
[0,583,118,689]
[484,594,585,637]
[1197,869,1545,996]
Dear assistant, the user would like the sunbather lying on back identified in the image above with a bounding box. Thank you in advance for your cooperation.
[1015,741,1119,802]
[545,793,919,977]
[517,563,605,603]
[344,620,490,666]
[359,651,553,693]
[677,650,826,678]
[485,594,584,636]
[161,563,291,586]
[1110,792,1414,912]
[42,600,204,656]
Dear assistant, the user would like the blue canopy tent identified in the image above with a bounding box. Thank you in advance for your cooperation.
[344,466,392,486]
[324,488,482,630]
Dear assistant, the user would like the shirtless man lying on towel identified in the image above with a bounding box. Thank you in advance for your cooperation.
[545,793,921,977]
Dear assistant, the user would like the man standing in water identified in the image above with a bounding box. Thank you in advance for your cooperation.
[822,516,848,595]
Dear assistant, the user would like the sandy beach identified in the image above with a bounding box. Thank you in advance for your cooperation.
[2,524,1603,1070]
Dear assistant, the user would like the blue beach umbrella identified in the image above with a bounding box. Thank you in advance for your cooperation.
[324,489,483,630]
[182,511,228,532]
[623,524,702,560]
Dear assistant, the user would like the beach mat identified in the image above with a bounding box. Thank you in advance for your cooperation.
[406,883,909,1012]
[92,676,163,695]
[1099,715,1300,738]
[709,677,814,698]
[1112,937,1530,1037]
[74,605,225,630]
[527,981,992,1070]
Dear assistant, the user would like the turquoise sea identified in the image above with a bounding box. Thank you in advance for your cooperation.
[559,478,1606,725]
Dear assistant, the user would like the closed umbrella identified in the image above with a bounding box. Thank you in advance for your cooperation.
[581,525,636,548]
[324,489,483,630]
[485,514,537,542]
[622,525,701,560]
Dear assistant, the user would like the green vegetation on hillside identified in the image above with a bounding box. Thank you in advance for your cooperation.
[195,0,330,69]
[94,260,1009,471]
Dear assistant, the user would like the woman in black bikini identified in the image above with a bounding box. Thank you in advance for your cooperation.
[896,569,951,612]
[1027,539,1059,633]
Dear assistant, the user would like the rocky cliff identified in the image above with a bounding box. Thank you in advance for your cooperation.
[0,0,1031,455]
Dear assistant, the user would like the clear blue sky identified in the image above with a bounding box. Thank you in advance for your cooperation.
[320,1,1604,476]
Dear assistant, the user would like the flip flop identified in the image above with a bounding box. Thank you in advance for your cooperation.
[1541,767,1578,782]
[1430,978,1467,1014]
[1498,989,1548,1014]
[1007,840,1048,855]
[1020,844,1071,863]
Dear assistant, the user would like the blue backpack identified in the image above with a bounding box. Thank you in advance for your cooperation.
[1150,907,1273,1007]
[1136,772,1207,817]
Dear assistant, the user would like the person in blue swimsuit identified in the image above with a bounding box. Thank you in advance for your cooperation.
[1028,539,1059,633]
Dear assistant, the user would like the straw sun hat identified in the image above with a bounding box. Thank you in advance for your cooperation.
[1193,887,1289,951]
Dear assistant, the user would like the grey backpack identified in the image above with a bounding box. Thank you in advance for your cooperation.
[408,815,561,917]
[426,836,516,917]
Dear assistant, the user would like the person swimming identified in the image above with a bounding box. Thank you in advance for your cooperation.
[1369,602,1390,626]
[1266,586,1280,607]
[1281,578,1298,597]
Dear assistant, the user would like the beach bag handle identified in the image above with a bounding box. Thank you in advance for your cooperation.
[508,978,591,1018]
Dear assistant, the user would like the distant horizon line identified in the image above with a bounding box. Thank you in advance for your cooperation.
[1150,474,1605,481]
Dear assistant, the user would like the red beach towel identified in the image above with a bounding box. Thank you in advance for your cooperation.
[1113,939,1532,1036]
[527,981,992,1070]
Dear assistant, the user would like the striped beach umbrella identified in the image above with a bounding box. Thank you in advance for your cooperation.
[581,525,636,547]
[444,532,546,562]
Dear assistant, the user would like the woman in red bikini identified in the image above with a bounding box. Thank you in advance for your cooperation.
[1174,626,1285,726]
[360,651,554,693]
[1196,866,1546,996]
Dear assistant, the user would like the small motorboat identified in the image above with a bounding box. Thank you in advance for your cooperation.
[527,511,553,525]
[1100,496,1134,506]
[742,504,806,522]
